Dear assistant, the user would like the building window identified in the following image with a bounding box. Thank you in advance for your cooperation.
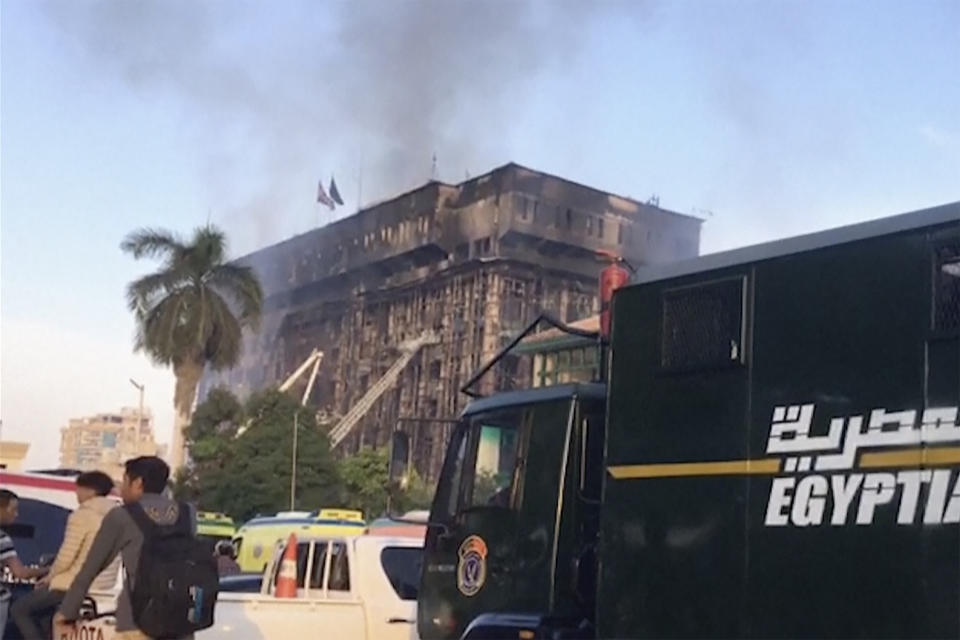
[517,195,538,222]
[566,209,573,229]
[474,237,492,256]
[516,194,529,220]
[617,222,624,245]
[586,216,593,236]
[533,345,599,387]
[598,218,604,239]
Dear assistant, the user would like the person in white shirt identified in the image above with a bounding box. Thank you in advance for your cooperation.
[10,472,119,639]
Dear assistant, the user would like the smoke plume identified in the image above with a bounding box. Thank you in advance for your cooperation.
[42,0,647,251]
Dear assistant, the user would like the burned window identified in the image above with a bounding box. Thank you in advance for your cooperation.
[661,277,746,371]
[516,194,539,222]
[516,194,530,220]
[502,279,526,325]
[934,240,960,333]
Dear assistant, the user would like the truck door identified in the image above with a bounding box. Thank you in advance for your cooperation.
[418,398,574,639]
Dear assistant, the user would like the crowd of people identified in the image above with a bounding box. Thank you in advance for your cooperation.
[0,456,225,640]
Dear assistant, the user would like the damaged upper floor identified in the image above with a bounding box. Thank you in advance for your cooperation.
[237,162,703,310]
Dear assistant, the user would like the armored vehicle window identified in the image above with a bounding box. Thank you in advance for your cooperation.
[660,276,746,371]
[934,240,959,333]
[467,422,521,508]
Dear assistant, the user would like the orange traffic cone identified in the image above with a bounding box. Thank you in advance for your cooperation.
[275,533,299,598]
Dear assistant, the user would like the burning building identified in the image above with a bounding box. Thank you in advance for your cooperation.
[198,163,701,477]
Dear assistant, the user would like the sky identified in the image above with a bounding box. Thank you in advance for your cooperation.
[1,0,958,468]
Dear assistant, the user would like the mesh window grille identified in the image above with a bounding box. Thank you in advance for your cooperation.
[661,277,746,370]
[934,240,960,333]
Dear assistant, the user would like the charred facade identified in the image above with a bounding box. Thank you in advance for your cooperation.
[198,163,701,477]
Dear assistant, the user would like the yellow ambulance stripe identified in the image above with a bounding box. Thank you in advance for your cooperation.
[608,458,781,479]
[860,446,960,468]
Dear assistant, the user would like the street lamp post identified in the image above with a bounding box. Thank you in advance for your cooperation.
[290,410,299,510]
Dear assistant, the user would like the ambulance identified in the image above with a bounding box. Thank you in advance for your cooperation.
[233,509,366,573]
[195,511,237,545]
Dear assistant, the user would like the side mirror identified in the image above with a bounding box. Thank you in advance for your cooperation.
[388,430,411,490]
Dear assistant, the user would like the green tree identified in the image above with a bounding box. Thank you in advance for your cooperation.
[394,470,435,513]
[339,447,436,520]
[228,389,341,521]
[174,388,341,522]
[339,447,389,520]
[123,225,263,471]
[173,387,243,507]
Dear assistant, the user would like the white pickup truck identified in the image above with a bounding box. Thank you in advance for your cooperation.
[204,534,422,640]
[67,534,422,640]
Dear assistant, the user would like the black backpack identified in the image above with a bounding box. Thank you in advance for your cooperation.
[125,502,219,639]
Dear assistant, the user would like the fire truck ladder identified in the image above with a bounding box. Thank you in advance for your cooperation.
[236,348,323,438]
[329,331,439,448]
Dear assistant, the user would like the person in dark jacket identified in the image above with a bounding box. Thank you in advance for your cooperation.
[215,540,240,577]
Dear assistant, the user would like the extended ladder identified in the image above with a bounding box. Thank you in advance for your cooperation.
[329,331,440,448]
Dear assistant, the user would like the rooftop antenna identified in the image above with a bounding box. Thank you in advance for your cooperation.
[357,165,363,214]
[431,153,438,181]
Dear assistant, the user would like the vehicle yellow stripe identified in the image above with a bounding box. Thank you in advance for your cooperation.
[608,458,781,479]
[860,446,960,469]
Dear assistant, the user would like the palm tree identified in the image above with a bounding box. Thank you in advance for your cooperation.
[123,225,263,471]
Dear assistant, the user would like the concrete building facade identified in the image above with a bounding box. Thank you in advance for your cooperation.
[0,441,30,471]
[59,407,160,481]
[199,163,701,479]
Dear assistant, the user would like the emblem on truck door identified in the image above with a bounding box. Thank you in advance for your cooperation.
[456,535,488,596]
[608,404,960,527]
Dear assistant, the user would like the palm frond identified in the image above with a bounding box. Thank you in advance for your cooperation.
[126,270,191,314]
[138,292,191,365]
[207,264,264,329]
[124,222,262,378]
[204,290,244,370]
[121,228,186,260]
[192,225,228,266]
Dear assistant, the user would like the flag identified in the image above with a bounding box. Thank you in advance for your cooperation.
[317,179,335,210]
[329,176,344,206]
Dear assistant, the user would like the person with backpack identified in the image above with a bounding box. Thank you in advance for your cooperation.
[10,471,119,639]
[54,457,219,640]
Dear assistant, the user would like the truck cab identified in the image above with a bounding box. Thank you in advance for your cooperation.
[410,202,960,639]
[416,383,606,639]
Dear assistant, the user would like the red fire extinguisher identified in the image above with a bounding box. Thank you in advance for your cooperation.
[599,253,630,340]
